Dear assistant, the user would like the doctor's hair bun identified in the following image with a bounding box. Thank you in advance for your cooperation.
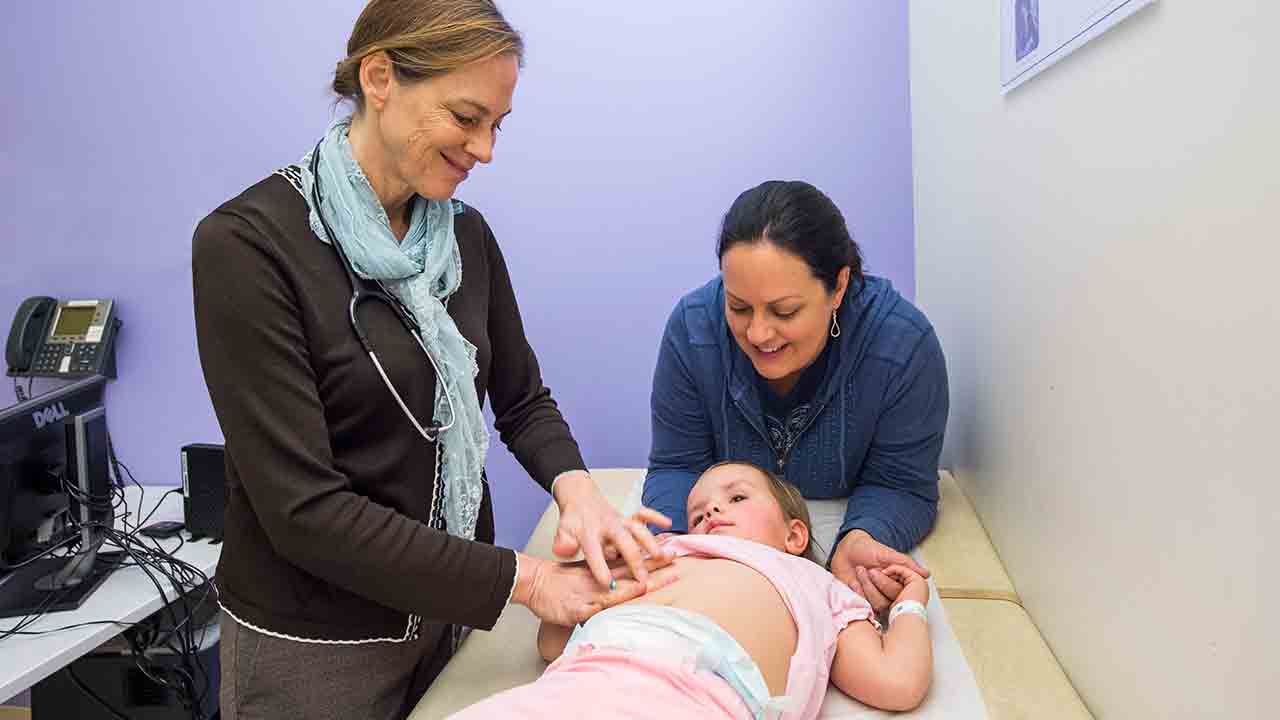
[333,0,524,108]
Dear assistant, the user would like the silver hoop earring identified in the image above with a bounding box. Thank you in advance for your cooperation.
[830,311,841,338]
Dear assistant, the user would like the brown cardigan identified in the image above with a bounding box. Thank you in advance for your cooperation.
[192,172,585,642]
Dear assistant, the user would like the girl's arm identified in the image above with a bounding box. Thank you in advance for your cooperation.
[537,621,573,662]
[829,566,933,711]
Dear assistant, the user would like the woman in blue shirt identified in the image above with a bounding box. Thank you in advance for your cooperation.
[644,180,949,612]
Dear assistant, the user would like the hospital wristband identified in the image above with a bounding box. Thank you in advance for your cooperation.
[888,600,928,626]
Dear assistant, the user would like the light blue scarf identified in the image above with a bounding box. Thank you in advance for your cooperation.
[297,117,489,540]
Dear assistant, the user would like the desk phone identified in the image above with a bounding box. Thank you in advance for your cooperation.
[6,297,120,379]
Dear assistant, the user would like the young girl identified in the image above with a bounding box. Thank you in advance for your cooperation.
[448,461,932,719]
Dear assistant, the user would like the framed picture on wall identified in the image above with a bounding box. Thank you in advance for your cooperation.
[1001,0,1156,93]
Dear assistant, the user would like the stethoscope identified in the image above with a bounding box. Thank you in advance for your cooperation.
[308,141,456,443]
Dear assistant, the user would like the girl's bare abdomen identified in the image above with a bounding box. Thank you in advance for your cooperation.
[624,556,797,695]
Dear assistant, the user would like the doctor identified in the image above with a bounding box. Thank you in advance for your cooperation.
[192,2,668,718]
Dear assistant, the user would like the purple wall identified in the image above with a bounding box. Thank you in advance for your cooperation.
[0,1,913,550]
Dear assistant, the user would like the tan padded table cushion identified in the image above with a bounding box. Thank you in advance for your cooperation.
[409,469,1091,719]
[916,471,1019,604]
[944,599,1092,720]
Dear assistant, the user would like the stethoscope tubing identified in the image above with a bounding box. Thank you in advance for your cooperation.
[308,140,457,443]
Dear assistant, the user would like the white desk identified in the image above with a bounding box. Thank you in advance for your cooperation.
[0,486,220,701]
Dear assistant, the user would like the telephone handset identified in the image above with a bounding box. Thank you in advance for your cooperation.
[6,297,57,374]
[6,297,120,379]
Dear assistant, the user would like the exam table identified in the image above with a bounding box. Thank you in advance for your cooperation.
[409,469,1092,719]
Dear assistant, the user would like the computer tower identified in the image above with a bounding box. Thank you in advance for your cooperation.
[180,444,225,542]
[31,621,220,719]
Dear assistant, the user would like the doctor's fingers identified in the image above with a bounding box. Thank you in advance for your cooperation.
[551,514,584,560]
[579,578,646,620]
[604,555,679,591]
[575,523,616,589]
[574,568,671,623]
[600,512,670,566]
[628,508,672,559]
[607,559,679,595]
[601,523,652,587]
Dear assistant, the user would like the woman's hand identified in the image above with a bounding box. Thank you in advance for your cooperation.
[830,530,930,614]
[514,554,679,627]
[551,471,672,587]
[879,564,929,606]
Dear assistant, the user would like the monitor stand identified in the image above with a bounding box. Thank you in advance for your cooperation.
[0,551,125,619]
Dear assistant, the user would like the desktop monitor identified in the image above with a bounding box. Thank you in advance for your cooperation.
[0,375,107,566]
[0,375,118,618]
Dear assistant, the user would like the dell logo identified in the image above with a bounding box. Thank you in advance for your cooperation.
[32,402,70,430]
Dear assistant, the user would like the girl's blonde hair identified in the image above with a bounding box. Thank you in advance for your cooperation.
[333,0,524,110]
[700,461,822,564]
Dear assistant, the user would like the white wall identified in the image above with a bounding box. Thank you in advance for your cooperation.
[910,3,1277,718]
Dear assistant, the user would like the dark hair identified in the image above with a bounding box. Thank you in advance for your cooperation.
[716,180,863,294]
[333,0,524,112]
[698,460,822,564]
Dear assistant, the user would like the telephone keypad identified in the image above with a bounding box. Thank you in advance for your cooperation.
[29,342,102,376]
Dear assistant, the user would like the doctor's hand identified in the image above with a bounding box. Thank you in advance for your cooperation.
[551,471,673,588]
[830,530,930,614]
[513,554,679,627]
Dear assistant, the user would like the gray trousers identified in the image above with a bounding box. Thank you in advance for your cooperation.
[219,611,451,720]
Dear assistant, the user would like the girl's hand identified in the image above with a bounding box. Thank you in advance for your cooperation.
[830,529,930,613]
[879,564,929,606]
